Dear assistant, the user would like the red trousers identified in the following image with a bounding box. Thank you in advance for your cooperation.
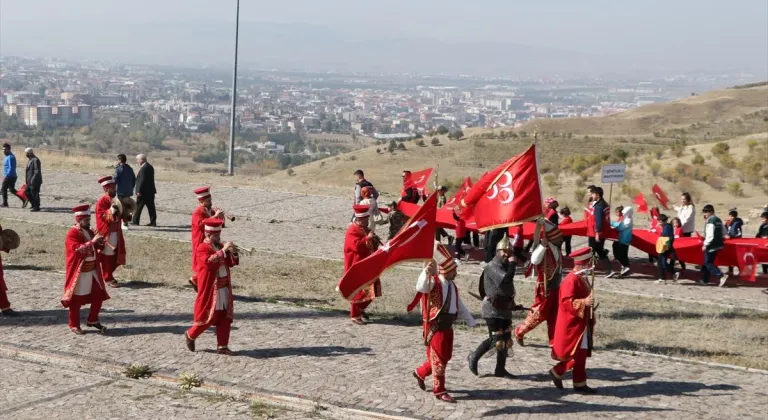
[68,299,103,329]
[187,309,232,347]
[350,300,371,318]
[414,329,454,395]
[551,348,589,387]
[515,285,559,343]
[100,254,118,283]
[0,285,10,311]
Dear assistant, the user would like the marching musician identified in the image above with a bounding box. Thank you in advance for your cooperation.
[95,176,126,288]
[185,218,238,355]
[62,205,110,335]
[467,234,517,379]
[344,203,382,325]
[412,243,476,403]
[190,187,229,291]
[514,219,564,347]
[0,224,18,316]
[550,247,598,394]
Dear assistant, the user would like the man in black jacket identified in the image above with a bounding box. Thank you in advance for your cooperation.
[24,148,43,212]
[132,154,157,226]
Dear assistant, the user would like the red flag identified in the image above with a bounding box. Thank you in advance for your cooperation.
[652,184,670,210]
[734,243,759,282]
[633,192,648,214]
[459,145,543,231]
[337,193,438,300]
[443,177,472,210]
[407,168,434,197]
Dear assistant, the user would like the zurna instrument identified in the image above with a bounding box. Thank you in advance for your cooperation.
[213,207,236,222]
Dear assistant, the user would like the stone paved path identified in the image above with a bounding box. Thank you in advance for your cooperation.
[2,269,767,419]
[1,170,766,312]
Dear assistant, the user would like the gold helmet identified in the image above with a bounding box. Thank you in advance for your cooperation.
[496,234,512,252]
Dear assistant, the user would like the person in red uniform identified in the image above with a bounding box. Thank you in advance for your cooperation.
[411,243,476,403]
[94,176,125,288]
[185,218,239,355]
[514,219,563,346]
[190,187,225,291]
[62,204,110,335]
[550,247,598,394]
[344,204,381,325]
[0,224,18,316]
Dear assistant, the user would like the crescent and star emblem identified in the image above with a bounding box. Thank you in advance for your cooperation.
[487,171,514,204]
[415,175,425,183]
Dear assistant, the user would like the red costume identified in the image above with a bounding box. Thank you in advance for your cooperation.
[190,187,225,288]
[344,204,381,323]
[412,244,475,403]
[186,218,238,354]
[0,224,13,314]
[515,220,564,345]
[550,247,596,392]
[95,176,126,287]
[62,205,110,333]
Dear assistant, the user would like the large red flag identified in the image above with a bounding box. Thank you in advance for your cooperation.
[734,243,759,282]
[459,145,543,231]
[442,176,473,211]
[407,168,434,197]
[652,184,670,210]
[337,193,438,300]
[633,192,649,214]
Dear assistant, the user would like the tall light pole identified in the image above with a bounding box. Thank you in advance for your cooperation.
[227,0,240,176]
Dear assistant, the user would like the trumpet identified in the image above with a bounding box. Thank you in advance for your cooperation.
[213,207,236,222]
[233,244,255,256]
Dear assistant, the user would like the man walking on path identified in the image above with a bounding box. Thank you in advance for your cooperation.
[2,143,26,208]
[700,204,728,287]
[114,154,136,229]
[132,154,157,226]
[24,147,42,212]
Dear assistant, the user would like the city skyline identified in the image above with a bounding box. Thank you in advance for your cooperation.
[1,0,767,77]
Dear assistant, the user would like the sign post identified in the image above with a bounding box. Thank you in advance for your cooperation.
[601,164,626,206]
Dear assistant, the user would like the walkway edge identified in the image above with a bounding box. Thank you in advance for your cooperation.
[614,349,768,375]
[0,344,417,420]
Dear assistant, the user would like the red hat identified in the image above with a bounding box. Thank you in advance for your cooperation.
[194,186,211,199]
[570,247,592,266]
[545,197,558,208]
[353,204,370,218]
[72,204,91,220]
[98,176,115,188]
[434,242,457,274]
[203,218,224,232]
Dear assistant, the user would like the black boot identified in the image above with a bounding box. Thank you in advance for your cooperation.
[467,337,492,376]
[494,349,516,379]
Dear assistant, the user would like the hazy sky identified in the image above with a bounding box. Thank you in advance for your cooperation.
[1,0,766,75]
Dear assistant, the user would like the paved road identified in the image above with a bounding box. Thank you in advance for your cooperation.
[1,269,767,419]
[1,170,766,311]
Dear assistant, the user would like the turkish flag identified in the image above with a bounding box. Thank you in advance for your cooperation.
[652,184,670,210]
[442,176,473,211]
[460,145,543,231]
[408,168,434,197]
[337,193,438,300]
[734,243,759,282]
[633,192,649,214]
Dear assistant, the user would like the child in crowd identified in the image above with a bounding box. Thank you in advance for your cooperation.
[648,206,661,263]
[656,214,677,284]
[559,207,573,256]
[756,211,768,275]
[726,209,744,275]
[671,217,686,271]
[608,206,633,278]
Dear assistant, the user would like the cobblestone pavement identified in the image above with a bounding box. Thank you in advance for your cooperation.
[1,269,767,419]
[0,357,318,420]
[1,170,766,312]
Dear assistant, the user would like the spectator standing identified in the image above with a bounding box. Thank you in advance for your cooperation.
[586,186,610,260]
[699,204,728,287]
[725,209,744,276]
[608,206,633,278]
[559,207,573,256]
[353,169,377,204]
[673,193,696,237]
[2,144,26,208]
[24,148,42,212]
[114,154,136,229]
[132,154,156,226]
[756,211,768,275]
[672,217,687,271]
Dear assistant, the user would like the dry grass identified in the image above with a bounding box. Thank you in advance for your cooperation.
[5,218,768,370]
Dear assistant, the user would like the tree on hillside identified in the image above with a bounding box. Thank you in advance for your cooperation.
[397,143,406,151]
[543,174,561,193]
[437,125,449,135]
[388,139,396,153]
[613,148,629,163]
[431,137,440,146]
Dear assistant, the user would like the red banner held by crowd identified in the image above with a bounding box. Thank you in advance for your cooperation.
[337,193,438,300]
[459,145,544,231]
[652,184,670,210]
